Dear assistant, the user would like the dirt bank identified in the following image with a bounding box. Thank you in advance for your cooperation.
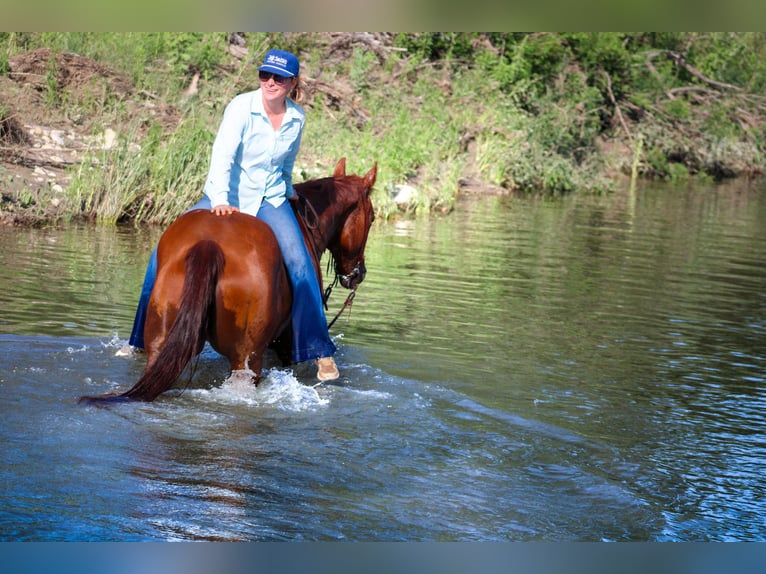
[0,48,181,225]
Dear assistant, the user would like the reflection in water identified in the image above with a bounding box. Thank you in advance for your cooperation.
[1,180,765,541]
[0,223,162,337]
[341,182,766,541]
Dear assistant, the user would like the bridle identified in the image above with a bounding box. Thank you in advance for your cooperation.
[295,193,370,330]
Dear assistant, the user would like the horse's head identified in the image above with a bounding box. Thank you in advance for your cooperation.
[293,158,377,291]
[329,158,377,289]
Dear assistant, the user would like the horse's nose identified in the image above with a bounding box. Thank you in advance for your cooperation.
[353,262,366,286]
[340,262,366,289]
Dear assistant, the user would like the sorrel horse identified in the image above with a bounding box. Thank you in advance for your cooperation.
[79,158,376,403]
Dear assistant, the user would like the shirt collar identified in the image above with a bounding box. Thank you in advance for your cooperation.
[251,88,302,123]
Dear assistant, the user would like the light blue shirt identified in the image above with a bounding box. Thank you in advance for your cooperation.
[203,88,305,216]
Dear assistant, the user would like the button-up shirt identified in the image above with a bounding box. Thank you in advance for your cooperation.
[203,88,305,216]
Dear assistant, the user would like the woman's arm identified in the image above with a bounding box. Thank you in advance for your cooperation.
[282,123,303,199]
[205,96,247,209]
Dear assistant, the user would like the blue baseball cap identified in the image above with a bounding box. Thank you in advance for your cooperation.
[258,49,300,78]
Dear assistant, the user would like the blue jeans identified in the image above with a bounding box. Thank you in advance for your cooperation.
[128,197,336,363]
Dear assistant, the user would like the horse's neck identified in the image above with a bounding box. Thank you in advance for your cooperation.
[294,193,334,288]
[297,191,337,255]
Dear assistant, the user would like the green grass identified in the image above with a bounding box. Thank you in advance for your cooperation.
[2,32,764,225]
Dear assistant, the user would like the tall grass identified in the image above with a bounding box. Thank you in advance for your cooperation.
[3,32,764,225]
[66,124,148,224]
[60,51,615,224]
[66,119,213,225]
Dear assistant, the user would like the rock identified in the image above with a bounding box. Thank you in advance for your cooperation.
[393,184,417,205]
[50,130,65,146]
[102,128,118,149]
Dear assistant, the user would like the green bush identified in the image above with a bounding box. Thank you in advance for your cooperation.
[2,32,765,224]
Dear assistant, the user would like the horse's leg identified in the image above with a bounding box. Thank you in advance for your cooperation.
[143,262,187,369]
[144,302,205,370]
[209,228,291,387]
[222,315,280,386]
[143,305,173,370]
[210,292,269,386]
[269,323,293,367]
[239,352,264,385]
[266,267,294,367]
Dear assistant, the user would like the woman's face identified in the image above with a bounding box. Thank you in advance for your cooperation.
[259,71,297,105]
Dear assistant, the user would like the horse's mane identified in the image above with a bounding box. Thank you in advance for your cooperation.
[294,176,334,217]
[292,177,337,294]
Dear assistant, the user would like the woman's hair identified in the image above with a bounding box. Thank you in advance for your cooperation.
[289,76,305,104]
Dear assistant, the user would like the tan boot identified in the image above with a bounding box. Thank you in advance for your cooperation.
[316,356,340,382]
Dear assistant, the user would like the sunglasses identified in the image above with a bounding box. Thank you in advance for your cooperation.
[258,71,291,84]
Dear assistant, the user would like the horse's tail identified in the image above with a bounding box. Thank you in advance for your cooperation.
[79,240,225,404]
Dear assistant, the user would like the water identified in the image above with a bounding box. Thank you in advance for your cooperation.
[1,181,765,541]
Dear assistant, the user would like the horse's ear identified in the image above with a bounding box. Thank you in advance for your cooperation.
[364,162,378,192]
[334,157,347,177]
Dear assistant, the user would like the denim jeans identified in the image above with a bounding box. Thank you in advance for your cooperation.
[128,197,336,363]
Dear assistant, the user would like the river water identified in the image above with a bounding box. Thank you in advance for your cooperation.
[1,181,765,541]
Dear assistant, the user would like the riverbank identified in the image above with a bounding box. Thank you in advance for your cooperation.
[2,33,765,226]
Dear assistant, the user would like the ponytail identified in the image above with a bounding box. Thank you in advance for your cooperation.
[290,76,305,104]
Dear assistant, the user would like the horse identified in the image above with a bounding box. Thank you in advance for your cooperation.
[79,157,377,403]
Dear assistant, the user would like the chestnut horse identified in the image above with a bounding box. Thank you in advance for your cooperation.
[80,158,376,403]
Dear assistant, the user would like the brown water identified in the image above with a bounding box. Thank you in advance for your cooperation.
[1,180,765,541]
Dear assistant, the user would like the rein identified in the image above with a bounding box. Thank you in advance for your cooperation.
[326,285,357,330]
[294,194,320,231]
[323,262,358,330]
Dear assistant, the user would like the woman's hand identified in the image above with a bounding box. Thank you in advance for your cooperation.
[211,205,240,216]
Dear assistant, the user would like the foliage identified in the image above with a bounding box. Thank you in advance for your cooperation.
[392,33,477,62]
[1,32,765,224]
[66,119,213,225]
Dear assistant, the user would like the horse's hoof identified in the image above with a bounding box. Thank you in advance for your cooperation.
[115,345,142,357]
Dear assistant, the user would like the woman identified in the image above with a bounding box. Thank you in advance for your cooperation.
[122,49,339,382]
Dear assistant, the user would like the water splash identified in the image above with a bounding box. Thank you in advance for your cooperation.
[101,333,127,353]
[66,344,90,354]
[193,368,329,412]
